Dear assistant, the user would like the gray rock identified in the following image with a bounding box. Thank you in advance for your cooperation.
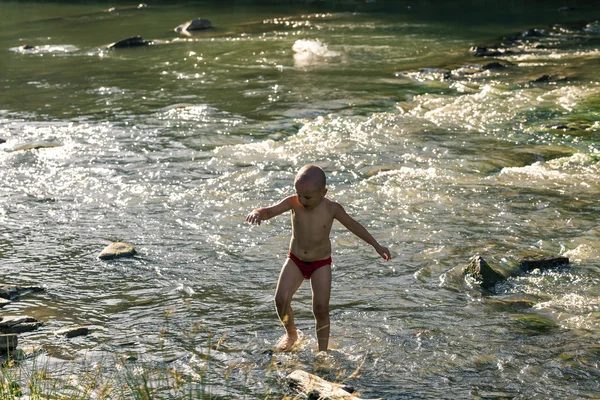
[0,138,6,144]
[0,316,43,334]
[55,326,90,338]
[98,242,137,260]
[0,285,44,300]
[107,36,152,49]
[174,18,212,34]
[466,255,507,290]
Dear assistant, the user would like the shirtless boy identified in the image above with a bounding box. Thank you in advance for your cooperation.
[246,164,391,352]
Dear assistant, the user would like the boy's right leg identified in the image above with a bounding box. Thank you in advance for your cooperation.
[273,258,305,351]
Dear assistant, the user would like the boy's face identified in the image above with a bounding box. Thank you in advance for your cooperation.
[294,181,327,210]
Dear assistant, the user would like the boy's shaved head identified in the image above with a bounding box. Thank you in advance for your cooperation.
[295,164,326,191]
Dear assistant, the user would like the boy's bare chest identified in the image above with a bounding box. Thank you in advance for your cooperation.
[291,209,333,234]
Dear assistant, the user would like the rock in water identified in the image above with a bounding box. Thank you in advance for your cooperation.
[0,285,45,300]
[98,242,137,260]
[107,36,152,49]
[466,255,507,290]
[174,18,212,34]
[55,326,90,338]
[0,334,18,353]
[287,370,381,400]
[519,256,569,272]
[0,316,43,334]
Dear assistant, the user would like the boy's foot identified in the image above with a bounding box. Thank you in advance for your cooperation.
[275,333,298,352]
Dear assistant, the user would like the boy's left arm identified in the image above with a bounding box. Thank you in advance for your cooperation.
[333,203,391,260]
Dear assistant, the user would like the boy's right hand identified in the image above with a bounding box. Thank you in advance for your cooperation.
[245,211,262,225]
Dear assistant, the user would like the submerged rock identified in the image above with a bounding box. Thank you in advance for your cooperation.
[519,256,569,272]
[174,18,212,35]
[463,255,570,290]
[12,142,61,151]
[107,36,152,49]
[98,242,137,260]
[55,326,90,338]
[0,316,43,334]
[0,285,44,300]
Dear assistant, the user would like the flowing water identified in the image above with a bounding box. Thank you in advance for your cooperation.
[1,0,599,398]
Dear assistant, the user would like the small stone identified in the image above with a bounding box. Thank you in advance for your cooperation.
[98,242,137,260]
[55,326,90,338]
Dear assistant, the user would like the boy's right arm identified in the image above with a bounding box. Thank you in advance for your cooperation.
[245,196,294,225]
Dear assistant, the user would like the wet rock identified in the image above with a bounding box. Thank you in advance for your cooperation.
[98,241,137,260]
[470,46,512,57]
[482,62,506,70]
[55,326,90,338]
[0,284,45,300]
[0,334,18,353]
[288,370,375,400]
[519,256,569,272]
[174,18,212,35]
[107,36,152,49]
[485,294,540,310]
[12,142,61,151]
[18,44,35,51]
[0,299,11,308]
[0,138,5,144]
[0,316,43,334]
[465,255,508,290]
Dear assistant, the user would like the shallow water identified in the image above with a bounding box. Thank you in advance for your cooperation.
[1,1,600,398]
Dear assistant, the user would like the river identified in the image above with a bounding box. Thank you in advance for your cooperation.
[1,0,599,398]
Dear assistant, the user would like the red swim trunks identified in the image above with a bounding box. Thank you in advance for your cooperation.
[288,252,332,279]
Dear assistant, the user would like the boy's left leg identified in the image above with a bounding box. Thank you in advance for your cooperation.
[310,264,332,352]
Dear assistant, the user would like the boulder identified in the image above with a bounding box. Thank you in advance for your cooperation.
[0,334,18,353]
[107,36,152,49]
[0,316,43,334]
[0,138,5,144]
[98,242,137,260]
[466,255,507,290]
[287,370,380,400]
[174,18,212,34]
[55,326,90,338]
[0,285,45,300]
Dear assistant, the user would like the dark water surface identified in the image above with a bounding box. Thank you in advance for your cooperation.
[1,1,599,398]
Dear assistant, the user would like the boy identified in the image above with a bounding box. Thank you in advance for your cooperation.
[246,164,391,352]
